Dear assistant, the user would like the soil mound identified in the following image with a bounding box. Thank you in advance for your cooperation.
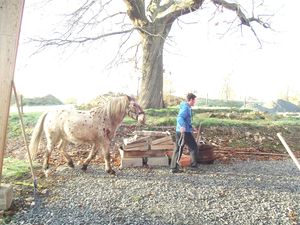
[243,99,300,113]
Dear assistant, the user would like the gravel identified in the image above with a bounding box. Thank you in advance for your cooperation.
[9,160,300,225]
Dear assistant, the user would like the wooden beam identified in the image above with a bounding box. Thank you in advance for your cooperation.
[214,150,288,157]
[133,130,171,137]
[151,136,173,145]
[151,144,175,150]
[0,0,25,178]
[119,149,168,158]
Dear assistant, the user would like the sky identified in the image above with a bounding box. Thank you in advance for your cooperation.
[14,0,300,104]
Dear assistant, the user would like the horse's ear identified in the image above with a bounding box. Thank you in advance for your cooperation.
[126,95,132,102]
[126,95,134,102]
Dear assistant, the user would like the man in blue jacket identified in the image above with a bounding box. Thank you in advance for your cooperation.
[170,93,198,173]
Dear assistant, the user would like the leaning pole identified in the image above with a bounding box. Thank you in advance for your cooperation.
[0,0,25,210]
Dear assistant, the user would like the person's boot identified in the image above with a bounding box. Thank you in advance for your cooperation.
[190,150,198,169]
[170,147,184,173]
[170,163,183,173]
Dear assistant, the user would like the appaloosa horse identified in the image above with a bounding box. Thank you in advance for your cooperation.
[29,95,145,175]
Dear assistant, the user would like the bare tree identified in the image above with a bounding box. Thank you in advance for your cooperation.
[33,0,272,108]
[221,74,234,101]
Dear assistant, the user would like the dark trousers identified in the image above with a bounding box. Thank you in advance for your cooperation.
[170,132,198,169]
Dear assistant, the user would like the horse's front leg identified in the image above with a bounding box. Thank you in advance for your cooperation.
[102,140,115,175]
[81,143,99,171]
[43,139,55,177]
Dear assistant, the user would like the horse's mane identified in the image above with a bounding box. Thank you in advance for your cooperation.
[107,96,129,122]
[90,95,129,123]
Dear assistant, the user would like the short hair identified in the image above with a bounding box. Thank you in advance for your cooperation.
[187,93,196,101]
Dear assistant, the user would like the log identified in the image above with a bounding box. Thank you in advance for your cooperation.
[123,135,137,145]
[124,145,150,151]
[214,150,288,157]
[123,136,150,145]
[124,141,149,149]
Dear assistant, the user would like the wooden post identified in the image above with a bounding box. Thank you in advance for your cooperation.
[277,133,300,171]
[0,0,25,178]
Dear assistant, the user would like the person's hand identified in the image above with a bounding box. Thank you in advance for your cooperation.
[180,127,185,133]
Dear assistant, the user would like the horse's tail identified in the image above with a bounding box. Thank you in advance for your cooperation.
[29,112,48,159]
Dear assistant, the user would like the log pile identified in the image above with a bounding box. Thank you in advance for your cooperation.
[119,130,175,168]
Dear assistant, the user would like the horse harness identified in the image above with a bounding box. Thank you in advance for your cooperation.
[127,102,145,120]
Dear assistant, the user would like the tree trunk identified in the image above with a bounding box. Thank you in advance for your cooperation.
[139,35,165,109]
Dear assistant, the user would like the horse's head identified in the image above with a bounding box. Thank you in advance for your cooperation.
[127,97,145,125]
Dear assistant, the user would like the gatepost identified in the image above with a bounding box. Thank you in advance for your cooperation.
[0,0,25,210]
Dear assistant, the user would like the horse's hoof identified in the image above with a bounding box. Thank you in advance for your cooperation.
[106,169,116,175]
[81,164,88,171]
[68,161,75,168]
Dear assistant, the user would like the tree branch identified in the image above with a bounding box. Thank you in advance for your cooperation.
[162,0,205,23]
[212,0,250,25]
[211,0,271,48]
[146,0,175,22]
[30,29,134,53]
[123,0,148,27]
[211,0,270,28]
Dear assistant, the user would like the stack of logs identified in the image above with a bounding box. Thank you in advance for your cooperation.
[119,130,175,168]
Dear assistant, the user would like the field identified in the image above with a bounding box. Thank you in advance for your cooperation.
[2,106,300,223]
[6,106,300,163]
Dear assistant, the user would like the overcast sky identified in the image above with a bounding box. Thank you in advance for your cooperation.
[14,0,300,103]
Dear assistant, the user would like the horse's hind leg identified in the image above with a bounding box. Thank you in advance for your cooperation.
[102,141,115,175]
[58,140,74,168]
[81,143,99,171]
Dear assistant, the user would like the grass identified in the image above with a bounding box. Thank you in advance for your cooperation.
[8,112,41,138]
[8,108,300,138]
[2,157,32,179]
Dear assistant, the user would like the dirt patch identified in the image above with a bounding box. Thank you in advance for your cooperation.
[2,124,300,222]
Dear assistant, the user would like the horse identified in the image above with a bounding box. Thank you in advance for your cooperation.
[29,95,145,176]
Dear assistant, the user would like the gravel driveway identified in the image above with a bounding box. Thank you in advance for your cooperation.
[9,160,300,225]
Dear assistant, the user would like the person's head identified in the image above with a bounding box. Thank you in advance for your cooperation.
[186,93,196,106]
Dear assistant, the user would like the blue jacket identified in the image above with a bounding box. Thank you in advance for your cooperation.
[176,102,193,132]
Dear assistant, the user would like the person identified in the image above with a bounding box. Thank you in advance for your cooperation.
[170,93,199,173]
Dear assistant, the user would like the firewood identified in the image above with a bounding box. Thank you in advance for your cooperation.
[133,130,170,137]
[151,136,173,145]
[124,136,150,145]
[124,141,149,149]
[151,144,175,150]
[124,145,150,151]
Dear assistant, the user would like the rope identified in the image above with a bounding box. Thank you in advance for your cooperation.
[12,81,38,200]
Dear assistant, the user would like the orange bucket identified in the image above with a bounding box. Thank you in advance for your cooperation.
[179,154,191,167]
